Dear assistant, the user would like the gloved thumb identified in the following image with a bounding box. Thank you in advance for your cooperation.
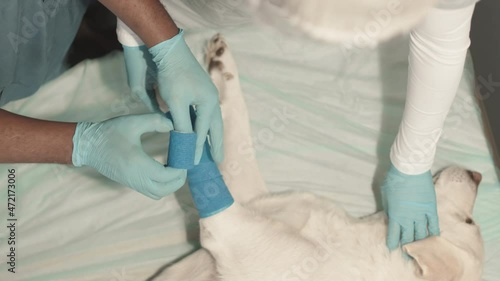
[130,87,160,113]
[132,113,174,135]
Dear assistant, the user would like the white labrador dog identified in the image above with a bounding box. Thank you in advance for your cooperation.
[156,34,484,281]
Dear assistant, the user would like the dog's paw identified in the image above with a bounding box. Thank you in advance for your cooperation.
[206,34,234,81]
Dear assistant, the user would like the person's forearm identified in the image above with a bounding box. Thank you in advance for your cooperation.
[99,0,178,47]
[0,109,76,164]
[390,5,476,174]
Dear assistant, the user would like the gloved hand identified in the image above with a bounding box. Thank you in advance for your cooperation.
[148,29,224,164]
[382,164,440,251]
[72,113,187,199]
[123,45,159,112]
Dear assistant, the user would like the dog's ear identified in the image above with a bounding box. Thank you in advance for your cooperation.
[403,236,463,281]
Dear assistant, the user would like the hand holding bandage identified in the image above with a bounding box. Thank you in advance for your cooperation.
[72,114,187,199]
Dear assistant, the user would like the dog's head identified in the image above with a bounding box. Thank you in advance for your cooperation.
[403,167,484,281]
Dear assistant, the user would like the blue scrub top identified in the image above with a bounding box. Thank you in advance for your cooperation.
[0,0,92,106]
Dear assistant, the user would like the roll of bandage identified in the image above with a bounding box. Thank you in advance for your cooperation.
[166,109,234,218]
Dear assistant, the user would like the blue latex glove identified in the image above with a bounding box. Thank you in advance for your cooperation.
[148,29,224,165]
[382,164,440,250]
[72,113,187,199]
[123,45,159,112]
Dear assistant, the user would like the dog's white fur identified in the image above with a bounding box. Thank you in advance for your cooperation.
[156,34,484,281]
[248,0,438,46]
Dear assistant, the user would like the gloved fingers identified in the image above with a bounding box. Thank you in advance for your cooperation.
[142,190,161,200]
[145,62,158,93]
[144,51,158,74]
[169,103,194,133]
[123,46,149,88]
[145,88,161,113]
[193,102,224,164]
[123,46,159,113]
[135,144,186,183]
[381,191,389,212]
[400,223,415,246]
[386,219,402,251]
[147,161,187,184]
[208,106,224,164]
[193,104,213,164]
[138,158,187,199]
[427,213,441,236]
[130,88,160,113]
[143,176,187,199]
[414,220,428,241]
[130,113,174,136]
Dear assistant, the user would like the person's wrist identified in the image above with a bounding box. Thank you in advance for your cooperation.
[72,122,93,167]
[143,20,179,47]
[162,27,181,41]
[390,140,435,175]
[386,162,431,180]
[148,29,184,61]
[383,163,407,190]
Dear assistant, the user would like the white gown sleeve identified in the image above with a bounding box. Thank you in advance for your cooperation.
[390,4,476,174]
[116,18,144,47]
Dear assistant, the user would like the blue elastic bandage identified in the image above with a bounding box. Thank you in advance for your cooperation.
[187,141,234,218]
[165,110,234,218]
[167,131,196,169]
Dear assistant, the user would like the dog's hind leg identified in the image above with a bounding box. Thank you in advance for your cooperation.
[206,33,268,204]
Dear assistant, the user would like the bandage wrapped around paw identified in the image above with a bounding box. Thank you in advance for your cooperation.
[165,109,234,218]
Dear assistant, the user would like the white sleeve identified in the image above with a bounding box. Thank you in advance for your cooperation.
[116,18,144,47]
[390,4,476,175]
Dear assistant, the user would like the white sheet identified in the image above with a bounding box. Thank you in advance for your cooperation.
[0,1,499,280]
